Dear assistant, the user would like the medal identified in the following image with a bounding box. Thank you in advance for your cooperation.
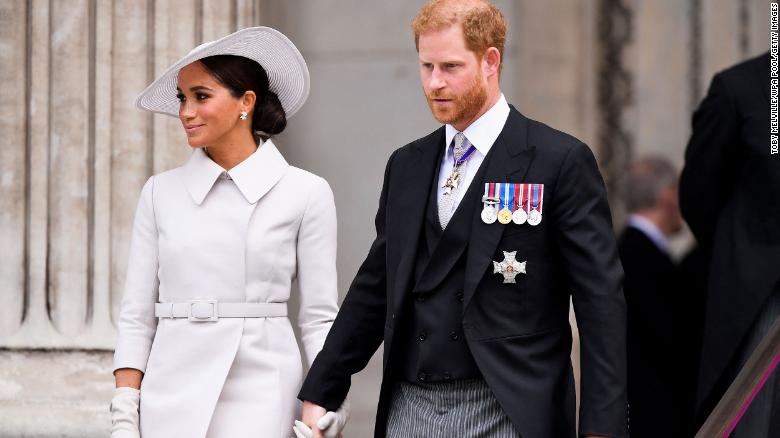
[492,251,527,283]
[498,183,513,224]
[442,170,461,196]
[527,184,544,226]
[481,183,499,224]
[512,183,527,225]
[441,141,477,195]
[482,205,498,224]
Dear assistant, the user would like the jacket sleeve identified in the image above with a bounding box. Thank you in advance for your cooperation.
[296,176,340,367]
[552,143,628,438]
[113,176,160,373]
[679,72,739,244]
[298,149,397,411]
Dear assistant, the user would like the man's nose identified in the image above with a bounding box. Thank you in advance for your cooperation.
[428,69,446,90]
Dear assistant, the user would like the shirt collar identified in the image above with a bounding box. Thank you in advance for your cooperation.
[445,93,510,156]
[627,214,670,254]
[181,139,289,205]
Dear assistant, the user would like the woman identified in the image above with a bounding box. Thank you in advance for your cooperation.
[109,27,346,438]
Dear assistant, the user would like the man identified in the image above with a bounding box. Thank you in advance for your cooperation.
[680,52,779,437]
[618,157,695,437]
[300,1,627,437]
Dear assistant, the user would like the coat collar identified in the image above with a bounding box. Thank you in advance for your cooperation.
[181,139,289,205]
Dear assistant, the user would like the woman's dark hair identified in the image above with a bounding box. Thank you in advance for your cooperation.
[199,54,286,143]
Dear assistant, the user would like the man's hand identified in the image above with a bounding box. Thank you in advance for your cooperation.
[300,400,327,438]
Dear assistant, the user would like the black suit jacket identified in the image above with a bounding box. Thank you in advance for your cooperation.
[618,226,689,437]
[300,107,627,438]
[679,52,780,419]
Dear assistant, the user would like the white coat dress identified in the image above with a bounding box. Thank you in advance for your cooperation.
[113,140,339,438]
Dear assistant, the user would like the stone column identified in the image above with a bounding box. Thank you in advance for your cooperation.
[0,1,261,435]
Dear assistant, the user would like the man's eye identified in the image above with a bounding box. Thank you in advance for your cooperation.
[422,63,433,70]
[445,64,458,69]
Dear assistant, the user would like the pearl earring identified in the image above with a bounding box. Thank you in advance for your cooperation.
[240,111,248,121]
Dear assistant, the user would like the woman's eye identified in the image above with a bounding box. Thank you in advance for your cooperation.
[176,93,185,102]
[196,93,209,101]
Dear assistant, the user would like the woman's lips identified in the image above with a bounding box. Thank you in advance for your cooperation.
[185,124,204,134]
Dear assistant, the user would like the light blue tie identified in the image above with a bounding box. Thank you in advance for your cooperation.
[438,132,468,229]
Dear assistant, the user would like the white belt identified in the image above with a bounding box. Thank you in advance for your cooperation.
[154,300,287,322]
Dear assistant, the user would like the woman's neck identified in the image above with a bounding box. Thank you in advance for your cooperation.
[203,131,258,170]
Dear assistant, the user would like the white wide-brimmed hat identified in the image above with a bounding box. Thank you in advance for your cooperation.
[136,26,310,118]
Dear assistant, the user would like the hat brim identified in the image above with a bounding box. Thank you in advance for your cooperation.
[136,27,310,119]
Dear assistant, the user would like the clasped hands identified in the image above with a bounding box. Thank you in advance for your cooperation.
[293,400,350,438]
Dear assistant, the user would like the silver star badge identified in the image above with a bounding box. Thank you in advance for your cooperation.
[493,251,527,284]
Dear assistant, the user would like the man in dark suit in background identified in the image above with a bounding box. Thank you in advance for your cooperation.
[680,52,779,437]
[618,157,693,437]
[299,1,627,437]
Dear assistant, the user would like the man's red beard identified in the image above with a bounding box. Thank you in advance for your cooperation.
[425,73,488,126]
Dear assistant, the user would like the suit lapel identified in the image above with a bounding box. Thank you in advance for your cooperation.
[462,108,535,310]
[413,150,490,294]
[391,128,445,313]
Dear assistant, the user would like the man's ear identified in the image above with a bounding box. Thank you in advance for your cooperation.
[483,47,501,78]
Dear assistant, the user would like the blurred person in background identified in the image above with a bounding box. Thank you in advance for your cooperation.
[680,51,778,437]
[618,156,698,438]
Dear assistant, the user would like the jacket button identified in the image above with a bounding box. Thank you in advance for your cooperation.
[417,372,427,382]
[415,294,426,302]
[456,291,464,302]
[419,331,427,341]
[449,331,459,341]
[443,372,451,380]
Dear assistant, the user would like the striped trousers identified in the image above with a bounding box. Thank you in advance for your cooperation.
[385,379,521,438]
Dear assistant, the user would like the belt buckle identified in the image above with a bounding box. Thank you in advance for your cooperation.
[188,300,218,322]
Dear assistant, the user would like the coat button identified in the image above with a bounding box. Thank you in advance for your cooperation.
[443,372,451,380]
[417,372,427,382]
[449,331,459,341]
[419,331,427,341]
[415,294,426,302]
[456,291,464,302]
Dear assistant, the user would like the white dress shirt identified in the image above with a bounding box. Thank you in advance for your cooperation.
[627,213,670,254]
[436,94,510,214]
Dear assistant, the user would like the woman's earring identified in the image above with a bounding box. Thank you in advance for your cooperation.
[240,111,248,121]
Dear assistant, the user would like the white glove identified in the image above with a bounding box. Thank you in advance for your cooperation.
[292,400,350,438]
[110,387,141,438]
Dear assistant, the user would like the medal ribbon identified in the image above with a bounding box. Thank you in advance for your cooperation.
[453,144,477,167]
[524,184,531,214]
[531,184,540,212]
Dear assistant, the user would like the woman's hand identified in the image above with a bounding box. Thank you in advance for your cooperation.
[295,400,350,438]
[110,387,141,438]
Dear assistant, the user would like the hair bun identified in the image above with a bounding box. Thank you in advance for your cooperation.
[253,90,287,137]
